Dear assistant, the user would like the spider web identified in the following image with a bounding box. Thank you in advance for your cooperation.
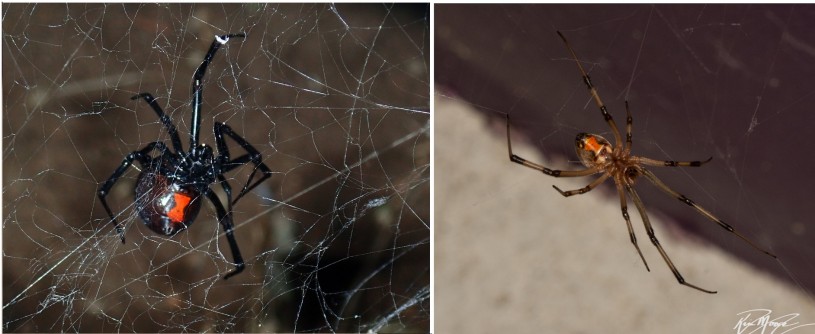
[436,4,815,333]
[2,3,429,333]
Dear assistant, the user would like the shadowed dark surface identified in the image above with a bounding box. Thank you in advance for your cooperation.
[437,4,813,296]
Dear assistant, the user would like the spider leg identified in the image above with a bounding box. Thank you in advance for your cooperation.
[639,168,777,258]
[217,173,233,203]
[206,189,245,280]
[506,114,600,177]
[553,173,610,197]
[190,33,246,149]
[625,103,710,168]
[552,173,651,270]
[616,182,649,271]
[625,183,717,294]
[557,31,623,148]
[131,93,183,153]
[98,142,169,242]
[635,156,713,167]
[214,122,273,205]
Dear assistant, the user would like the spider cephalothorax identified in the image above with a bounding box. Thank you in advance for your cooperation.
[98,33,273,280]
[505,31,776,294]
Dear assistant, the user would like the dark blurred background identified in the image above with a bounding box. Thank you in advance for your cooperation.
[437,4,813,297]
[3,3,428,332]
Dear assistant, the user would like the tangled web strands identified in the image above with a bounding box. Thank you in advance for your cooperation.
[3,3,430,332]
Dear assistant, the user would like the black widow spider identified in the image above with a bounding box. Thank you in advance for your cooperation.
[98,33,272,280]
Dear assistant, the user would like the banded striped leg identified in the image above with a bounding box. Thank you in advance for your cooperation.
[557,31,623,148]
[636,156,713,168]
[625,183,717,294]
[506,114,600,178]
[617,182,650,271]
[639,168,777,258]
[553,173,610,197]
[621,99,709,167]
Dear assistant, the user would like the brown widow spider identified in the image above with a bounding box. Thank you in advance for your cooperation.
[505,31,776,294]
